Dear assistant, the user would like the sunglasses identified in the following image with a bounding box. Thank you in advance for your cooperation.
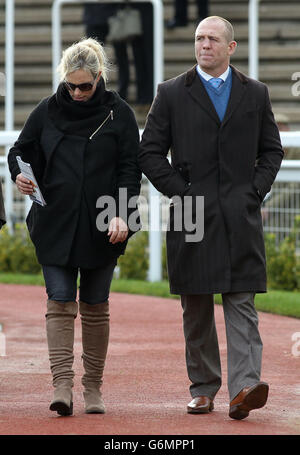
[64,79,96,92]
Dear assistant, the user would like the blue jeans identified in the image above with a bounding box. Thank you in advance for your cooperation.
[42,261,116,305]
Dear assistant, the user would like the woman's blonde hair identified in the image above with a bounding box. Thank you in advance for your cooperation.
[57,37,109,82]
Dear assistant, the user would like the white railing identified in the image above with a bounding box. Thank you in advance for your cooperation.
[1,132,300,277]
[249,0,260,80]
[4,0,15,234]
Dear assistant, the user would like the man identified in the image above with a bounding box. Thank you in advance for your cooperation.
[139,16,283,420]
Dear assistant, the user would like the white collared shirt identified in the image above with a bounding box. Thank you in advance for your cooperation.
[196,65,230,82]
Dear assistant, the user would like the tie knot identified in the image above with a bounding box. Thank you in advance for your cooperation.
[208,77,224,89]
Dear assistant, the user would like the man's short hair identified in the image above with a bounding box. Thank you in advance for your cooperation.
[200,16,235,42]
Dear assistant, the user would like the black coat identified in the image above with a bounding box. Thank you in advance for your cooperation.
[139,65,283,294]
[8,86,141,268]
[0,180,5,229]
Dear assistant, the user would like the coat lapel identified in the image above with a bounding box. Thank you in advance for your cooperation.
[184,65,248,127]
[221,65,247,127]
[185,65,221,125]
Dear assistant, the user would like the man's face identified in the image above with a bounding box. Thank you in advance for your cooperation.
[195,19,237,77]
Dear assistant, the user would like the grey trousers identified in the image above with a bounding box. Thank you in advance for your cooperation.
[181,292,263,401]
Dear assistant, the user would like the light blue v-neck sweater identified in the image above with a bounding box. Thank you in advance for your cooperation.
[199,68,232,122]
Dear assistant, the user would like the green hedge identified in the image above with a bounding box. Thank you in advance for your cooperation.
[118,230,149,280]
[265,215,300,291]
[0,218,299,292]
[0,224,41,274]
[119,217,300,291]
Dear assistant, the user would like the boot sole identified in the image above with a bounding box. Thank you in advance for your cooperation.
[229,383,269,420]
[50,400,73,416]
[85,407,105,414]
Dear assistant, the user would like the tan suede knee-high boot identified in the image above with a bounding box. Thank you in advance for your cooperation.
[45,299,78,416]
[80,300,110,414]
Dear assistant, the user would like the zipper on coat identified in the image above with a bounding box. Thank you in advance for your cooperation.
[89,110,113,140]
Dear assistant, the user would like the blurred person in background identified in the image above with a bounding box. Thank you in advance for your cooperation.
[83,3,129,101]
[166,0,209,29]
[84,2,153,109]
[8,37,141,417]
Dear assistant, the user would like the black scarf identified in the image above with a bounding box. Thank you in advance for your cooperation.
[48,78,117,138]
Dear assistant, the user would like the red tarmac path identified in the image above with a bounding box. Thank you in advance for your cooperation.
[0,283,300,436]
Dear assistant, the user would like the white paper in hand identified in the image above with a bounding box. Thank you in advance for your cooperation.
[16,156,47,206]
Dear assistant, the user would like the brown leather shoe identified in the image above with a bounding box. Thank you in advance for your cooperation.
[187,396,214,414]
[229,382,269,420]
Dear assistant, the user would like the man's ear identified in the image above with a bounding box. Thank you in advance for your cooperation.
[228,41,237,57]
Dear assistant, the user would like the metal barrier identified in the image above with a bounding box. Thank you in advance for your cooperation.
[1,132,300,276]
[262,180,300,246]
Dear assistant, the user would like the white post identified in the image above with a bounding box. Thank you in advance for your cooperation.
[148,0,163,282]
[148,183,162,281]
[4,0,15,231]
[249,0,259,80]
[52,0,63,92]
[152,0,163,92]
[0,323,6,357]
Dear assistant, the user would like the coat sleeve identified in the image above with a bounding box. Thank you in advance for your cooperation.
[115,105,142,228]
[138,83,190,199]
[253,85,284,200]
[0,180,6,228]
[7,99,47,182]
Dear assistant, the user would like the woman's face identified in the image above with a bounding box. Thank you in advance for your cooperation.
[64,69,101,102]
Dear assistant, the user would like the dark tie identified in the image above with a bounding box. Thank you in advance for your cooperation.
[208,78,224,89]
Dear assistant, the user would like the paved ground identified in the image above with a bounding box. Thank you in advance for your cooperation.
[0,283,300,437]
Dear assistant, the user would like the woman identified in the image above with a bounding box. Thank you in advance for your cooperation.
[8,38,141,416]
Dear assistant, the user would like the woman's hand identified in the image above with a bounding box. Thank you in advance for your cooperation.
[16,173,34,195]
[108,217,129,244]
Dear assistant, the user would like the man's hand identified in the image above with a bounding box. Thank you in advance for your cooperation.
[16,173,34,195]
[108,217,129,244]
